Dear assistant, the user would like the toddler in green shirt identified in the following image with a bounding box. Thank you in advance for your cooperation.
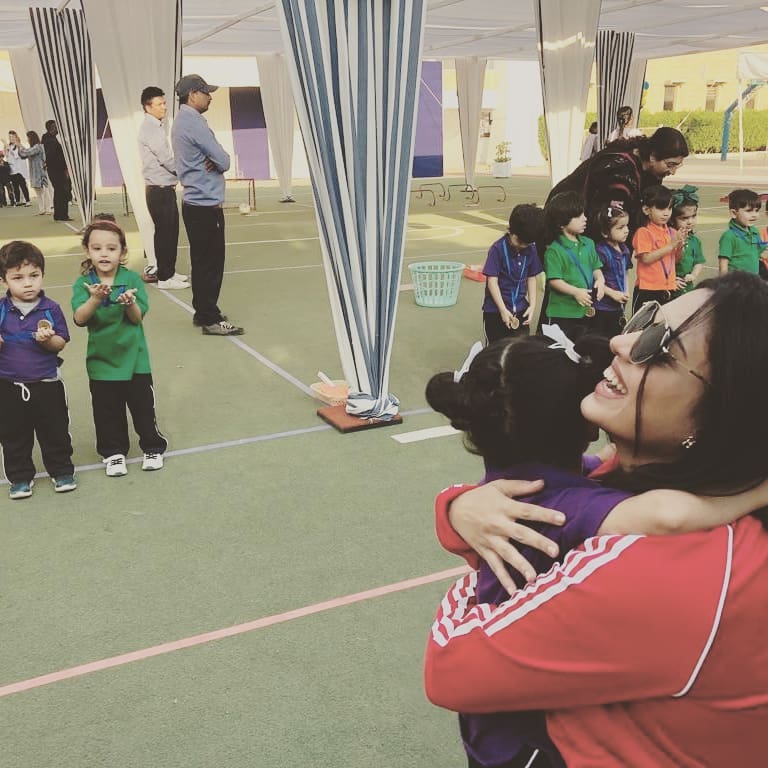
[718,189,765,276]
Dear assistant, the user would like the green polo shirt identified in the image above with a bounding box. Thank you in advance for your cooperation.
[718,220,761,274]
[675,234,705,293]
[71,266,152,380]
[544,234,602,318]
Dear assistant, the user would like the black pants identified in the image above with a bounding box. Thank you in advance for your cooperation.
[593,308,625,338]
[9,172,29,203]
[0,379,74,483]
[542,315,593,340]
[49,173,71,220]
[483,312,530,344]
[146,186,180,281]
[89,374,167,458]
[181,202,226,326]
[0,179,15,206]
[632,287,672,315]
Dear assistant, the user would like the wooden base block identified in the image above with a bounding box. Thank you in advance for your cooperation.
[317,404,403,433]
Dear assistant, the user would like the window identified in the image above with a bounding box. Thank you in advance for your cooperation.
[663,84,679,112]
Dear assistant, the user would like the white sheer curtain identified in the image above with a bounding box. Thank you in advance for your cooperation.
[8,47,54,137]
[534,0,601,185]
[596,30,635,149]
[455,56,486,189]
[256,54,296,202]
[625,57,647,126]
[81,0,182,265]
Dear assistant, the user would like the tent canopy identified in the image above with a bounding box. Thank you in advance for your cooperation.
[1,0,768,59]
[738,52,768,79]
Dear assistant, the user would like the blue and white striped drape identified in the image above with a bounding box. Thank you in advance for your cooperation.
[596,30,635,150]
[276,1,427,419]
[30,7,96,225]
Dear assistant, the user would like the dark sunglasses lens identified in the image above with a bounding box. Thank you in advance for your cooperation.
[624,303,656,334]
[630,323,668,364]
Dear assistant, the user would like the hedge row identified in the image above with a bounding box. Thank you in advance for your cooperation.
[538,109,768,159]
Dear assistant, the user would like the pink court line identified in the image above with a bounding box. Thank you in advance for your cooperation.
[0,565,469,699]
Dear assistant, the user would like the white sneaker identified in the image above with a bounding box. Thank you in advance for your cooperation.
[172,272,189,282]
[104,454,128,477]
[142,452,164,471]
[157,277,189,290]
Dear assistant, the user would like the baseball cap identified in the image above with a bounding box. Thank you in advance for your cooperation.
[174,74,218,98]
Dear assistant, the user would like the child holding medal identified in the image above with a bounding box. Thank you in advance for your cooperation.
[542,191,605,339]
[718,189,765,277]
[0,241,76,498]
[481,204,544,343]
[593,204,632,336]
[631,185,683,313]
[72,220,167,478]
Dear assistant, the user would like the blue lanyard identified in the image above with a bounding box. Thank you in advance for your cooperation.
[560,237,593,289]
[603,244,626,291]
[729,223,768,249]
[88,270,127,306]
[649,227,674,280]
[502,238,527,314]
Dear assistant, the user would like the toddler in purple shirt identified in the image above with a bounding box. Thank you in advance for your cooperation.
[0,241,76,499]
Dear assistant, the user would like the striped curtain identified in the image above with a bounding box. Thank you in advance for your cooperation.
[81,0,183,267]
[455,57,487,190]
[276,1,427,419]
[30,7,96,225]
[596,30,635,150]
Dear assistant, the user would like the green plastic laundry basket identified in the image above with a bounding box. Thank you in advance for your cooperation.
[408,261,465,307]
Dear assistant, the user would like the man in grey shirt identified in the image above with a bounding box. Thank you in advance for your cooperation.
[171,74,244,335]
[138,86,188,290]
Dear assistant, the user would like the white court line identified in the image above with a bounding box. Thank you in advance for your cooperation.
[157,290,316,397]
[391,425,459,443]
[399,283,414,291]
[8,407,435,486]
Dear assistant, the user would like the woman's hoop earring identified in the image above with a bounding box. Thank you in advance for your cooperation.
[681,435,697,449]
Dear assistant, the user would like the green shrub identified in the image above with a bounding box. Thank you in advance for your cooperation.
[537,109,768,159]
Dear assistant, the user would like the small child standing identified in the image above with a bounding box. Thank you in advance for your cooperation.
[718,189,764,276]
[0,241,76,498]
[0,151,15,207]
[72,220,167,477]
[481,204,544,342]
[671,185,705,296]
[593,204,632,337]
[631,185,682,313]
[542,191,605,338]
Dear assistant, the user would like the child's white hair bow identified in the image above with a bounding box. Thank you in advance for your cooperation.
[541,324,581,363]
[453,341,484,382]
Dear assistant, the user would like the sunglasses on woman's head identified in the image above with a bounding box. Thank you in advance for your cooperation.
[622,301,710,386]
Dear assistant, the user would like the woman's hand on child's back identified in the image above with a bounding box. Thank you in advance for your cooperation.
[448,479,564,592]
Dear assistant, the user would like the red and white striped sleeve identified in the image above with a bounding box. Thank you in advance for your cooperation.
[425,527,732,714]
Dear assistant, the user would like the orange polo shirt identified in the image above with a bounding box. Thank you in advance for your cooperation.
[632,223,677,291]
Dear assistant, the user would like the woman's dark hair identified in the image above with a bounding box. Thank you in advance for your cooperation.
[604,272,768,528]
[616,106,633,127]
[635,127,689,162]
[26,131,40,146]
[543,191,584,246]
[426,335,612,471]
[508,203,544,245]
[596,203,630,238]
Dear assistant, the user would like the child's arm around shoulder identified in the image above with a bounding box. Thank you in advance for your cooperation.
[598,480,768,535]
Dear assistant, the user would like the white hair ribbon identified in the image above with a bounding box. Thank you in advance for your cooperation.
[453,341,484,382]
[541,324,581,364]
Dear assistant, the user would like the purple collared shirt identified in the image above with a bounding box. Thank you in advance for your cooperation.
[461,461,631,768]
[0,293,69,382]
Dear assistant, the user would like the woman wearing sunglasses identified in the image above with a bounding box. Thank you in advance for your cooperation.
[425,271,768,767]
[546,126,688,242]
